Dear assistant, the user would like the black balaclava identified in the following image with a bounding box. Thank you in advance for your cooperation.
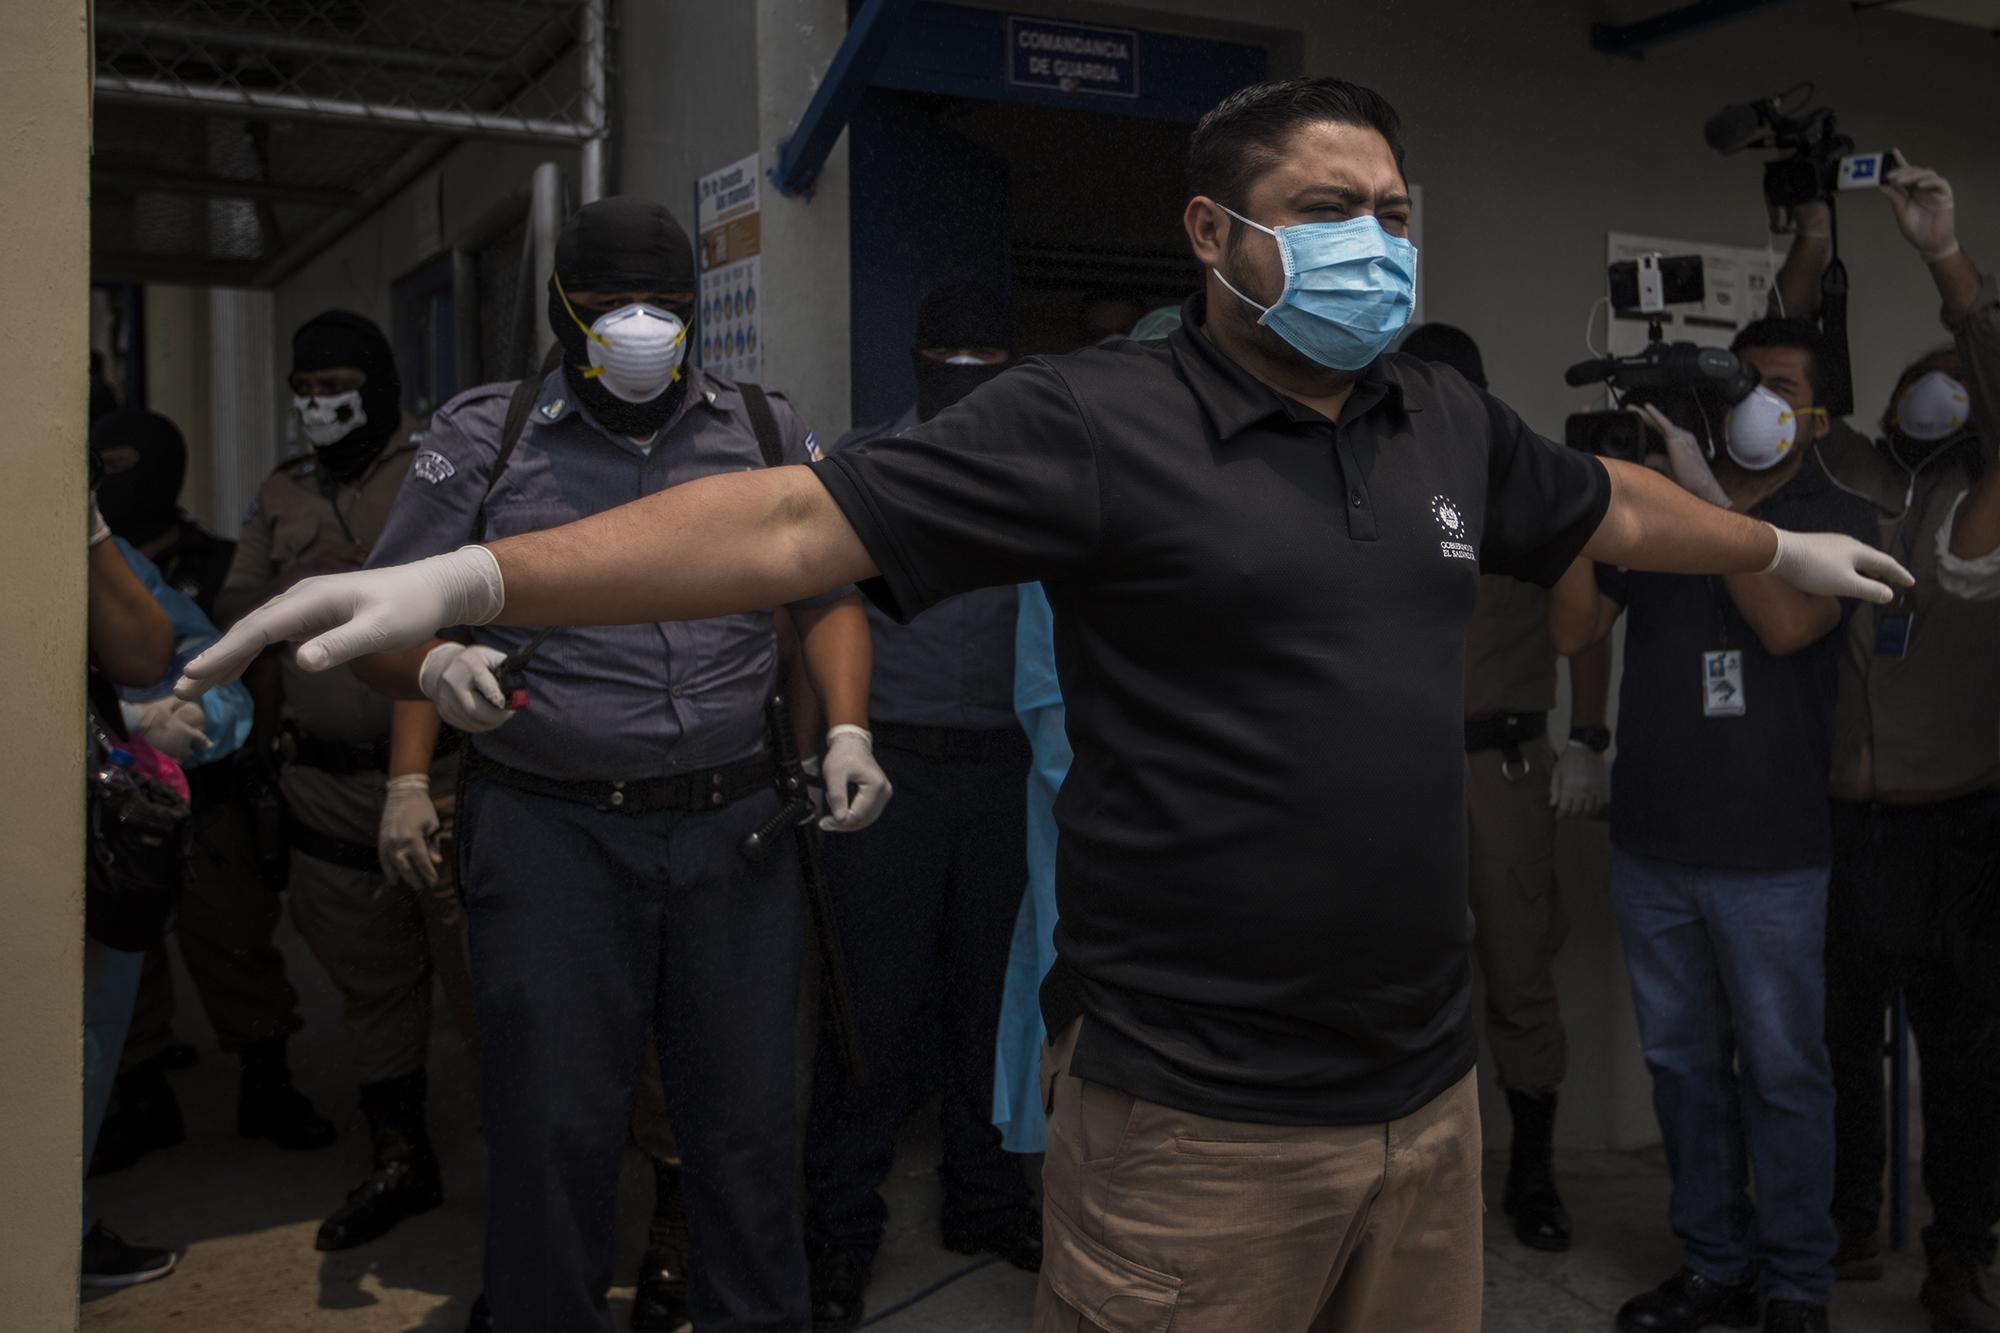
[91,409,187,546]
[912,282,1010,422]
[1398,323,1487,389]
[547,195,697,437]
[292,310,402,481]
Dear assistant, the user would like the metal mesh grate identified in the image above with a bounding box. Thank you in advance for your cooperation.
[92,0,600,286]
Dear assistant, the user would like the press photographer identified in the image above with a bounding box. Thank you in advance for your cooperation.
[1551,309,1875,1333]
[1780,157,2000,1333]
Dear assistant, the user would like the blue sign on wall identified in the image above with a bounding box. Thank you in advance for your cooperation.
[1006,16,1139,98]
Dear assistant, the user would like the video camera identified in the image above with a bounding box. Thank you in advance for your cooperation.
[1704,84,1887,228]
[1563,254,1756,463]
[1704,83,1872,416]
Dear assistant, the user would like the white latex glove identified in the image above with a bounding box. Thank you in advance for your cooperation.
[378,775,442,888]
[1883,158,1958,262]
[176,546,504,699]
[1549,745,1610,819]
[120,697,210,761]
[88,494,113,547]
[1764,526,1912,603]
[819,726,891,832]
[419,642,515,733]
[1636,405,1733,509]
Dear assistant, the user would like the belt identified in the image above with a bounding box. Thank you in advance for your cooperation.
[466,749,775,815]
[873,720,1032,762]
[280,728,390,777]
[287,818,381,872]
[1464,711,1548,780]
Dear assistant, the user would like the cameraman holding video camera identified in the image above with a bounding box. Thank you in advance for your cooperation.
[1777,160,2000,1333]
[1552,308,1873,1332]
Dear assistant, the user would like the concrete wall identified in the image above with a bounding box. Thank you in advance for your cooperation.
[143,285,215,527]
[1,0,90,1325]
[621,0,854,439]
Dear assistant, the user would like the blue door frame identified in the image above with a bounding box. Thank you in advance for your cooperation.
[843,4,1269,425]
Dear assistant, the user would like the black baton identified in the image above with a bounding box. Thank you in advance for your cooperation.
[742,692,868,1084]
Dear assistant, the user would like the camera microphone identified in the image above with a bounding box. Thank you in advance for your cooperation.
[1704,101,1766,153]
[1564,358,1617,388]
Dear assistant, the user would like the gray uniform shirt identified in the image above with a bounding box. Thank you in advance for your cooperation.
[369,368,851,781]
[832,408,1019,730]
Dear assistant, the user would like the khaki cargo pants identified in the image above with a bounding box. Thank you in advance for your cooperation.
[1033,1020,1483,1333]
[1467,735,1569,1094]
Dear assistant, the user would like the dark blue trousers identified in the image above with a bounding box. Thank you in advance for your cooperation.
[461,777,809,1333]
[803,745,1033,1261]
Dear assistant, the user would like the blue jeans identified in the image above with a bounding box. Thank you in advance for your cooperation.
[1610,849,1838,1305]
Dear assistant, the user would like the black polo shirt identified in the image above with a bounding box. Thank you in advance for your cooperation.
[1598,450,1877,873]
[813,295,1611,1125]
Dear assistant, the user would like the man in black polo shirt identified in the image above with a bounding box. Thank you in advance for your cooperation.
[178,79,1909,1333]
[1551,320,1875,1333]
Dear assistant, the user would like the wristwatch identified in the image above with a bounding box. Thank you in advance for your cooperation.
[1569,725,1612,754]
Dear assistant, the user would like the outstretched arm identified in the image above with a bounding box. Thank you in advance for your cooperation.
[1582,458,1906,599]
[177,466,874,694]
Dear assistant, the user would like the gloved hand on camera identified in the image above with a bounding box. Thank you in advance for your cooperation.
[1636,404,1734,510]
[818,726,892,832]
[1883,156,1957,263]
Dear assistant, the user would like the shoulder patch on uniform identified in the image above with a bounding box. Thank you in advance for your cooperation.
[273,451,315,477]
[805,432,822,462]
[412,449,457,485]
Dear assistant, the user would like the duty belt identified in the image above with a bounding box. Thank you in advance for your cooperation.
[1464,711,1548,781]
[279,727,390,777]
[465,749,775,815]
[873,721,1032,763]
[287,818,382,872]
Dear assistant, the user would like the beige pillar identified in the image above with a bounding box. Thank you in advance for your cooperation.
[0,0,91,1327]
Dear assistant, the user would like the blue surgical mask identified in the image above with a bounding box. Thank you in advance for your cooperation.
[1211,207,1418,371]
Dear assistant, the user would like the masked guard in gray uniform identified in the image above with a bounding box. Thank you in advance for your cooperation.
[804,284,1041,1332]
[362,196,887,1333]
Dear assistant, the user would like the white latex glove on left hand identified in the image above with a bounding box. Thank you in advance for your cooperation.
[419,642,514,733]
[1636,405,1733,510]
[120,697,210,761]
[1549,745,1609,819]
[1883,158,1958,262]
[819,726,891,832]
[378,775,442,888]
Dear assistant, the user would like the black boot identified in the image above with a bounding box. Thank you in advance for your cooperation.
[1502,1087,1571,1252]
[237,1037,337,1151]
[943,1205,1043,1272]
[90,1064,186,1176]
[809,1244,872,1333]
[632,1159,691,1333]
[314,1071,443,1251]
[1922,1251,2000,1333]
[1616,1269,1760,1333]
[1763,1299,1829,1332]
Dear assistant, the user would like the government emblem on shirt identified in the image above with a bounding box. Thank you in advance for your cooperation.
[413,450,456,485]
[1432,494,1476,561]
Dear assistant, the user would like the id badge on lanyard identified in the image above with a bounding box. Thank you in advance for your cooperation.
[1702,650,1746,717]
[1701,578,1745,718]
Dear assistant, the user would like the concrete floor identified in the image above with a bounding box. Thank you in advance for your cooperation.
[82,926,1939,1332]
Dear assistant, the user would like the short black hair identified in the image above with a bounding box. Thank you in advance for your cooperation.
[1730,317,1829,403]
[1187,78,1406,212]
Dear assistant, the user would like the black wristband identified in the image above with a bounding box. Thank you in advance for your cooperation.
[1569,725,1612,754]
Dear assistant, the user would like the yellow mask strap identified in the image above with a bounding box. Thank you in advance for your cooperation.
[554,273,613,379]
